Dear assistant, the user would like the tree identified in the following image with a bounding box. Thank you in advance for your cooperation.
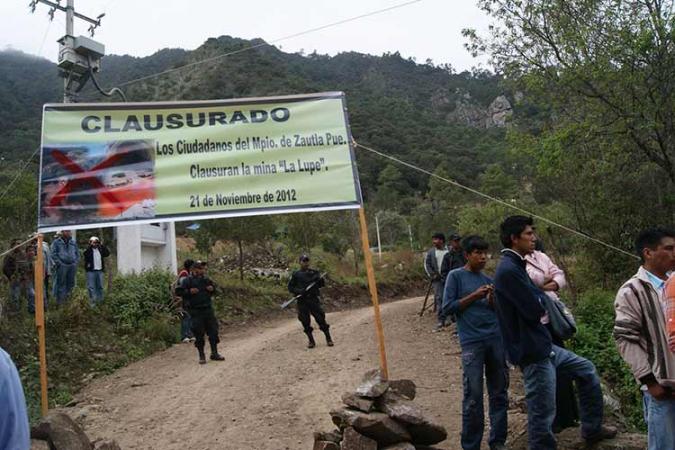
[465,0,675,183]
[201,216,275,280]
[375,164,407,208]
[192,226,216,260]
[321,210,362,275]
[478,164,518,200]
[284,213,326,253]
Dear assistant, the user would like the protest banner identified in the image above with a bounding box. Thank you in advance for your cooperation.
[38,92,362,231]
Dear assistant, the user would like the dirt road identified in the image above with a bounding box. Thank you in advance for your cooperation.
[66,297,513,449]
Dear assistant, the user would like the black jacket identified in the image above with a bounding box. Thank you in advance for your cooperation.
[288,269,324,301]
[424,248,451,281]
[83,245,110,272]
[176,275,216,311]
[447,247,467,271]
[494,249,552,367]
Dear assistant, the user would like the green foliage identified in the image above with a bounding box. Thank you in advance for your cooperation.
[200,216,276,279]
[193,226,217,259]
[479,164,518,200]
[106,269,175,329]
[457,202,510,250]
[375,164,407,207]
[468,0,675,184]
[569,290,645,430]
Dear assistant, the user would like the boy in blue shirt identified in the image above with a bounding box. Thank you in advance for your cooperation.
[442,235,508,450]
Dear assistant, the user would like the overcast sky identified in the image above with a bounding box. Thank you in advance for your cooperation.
[0,0,490,72]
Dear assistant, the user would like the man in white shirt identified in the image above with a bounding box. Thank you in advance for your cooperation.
[424,233,450,331]
[83,236,110,305]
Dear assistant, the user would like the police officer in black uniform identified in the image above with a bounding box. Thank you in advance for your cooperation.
[176,261,225,364]
[288,255,333,348]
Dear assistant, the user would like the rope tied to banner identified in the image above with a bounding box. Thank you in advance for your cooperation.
[0,235,39,259]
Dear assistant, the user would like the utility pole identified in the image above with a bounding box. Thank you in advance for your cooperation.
[28,0,105,417]
[30,0,105,102]
[375,212,382,262]
[64,0,74,102]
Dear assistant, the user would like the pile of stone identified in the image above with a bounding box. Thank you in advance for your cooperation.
[30,412,120,450]
[314,369,447,450]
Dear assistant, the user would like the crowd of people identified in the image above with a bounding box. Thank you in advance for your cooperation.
[1,218,673,449]
[426,216,675,450]
[1,230,110,313]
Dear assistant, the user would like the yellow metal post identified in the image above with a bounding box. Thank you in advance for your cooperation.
[33,233,49,416]
[357,207,389,379]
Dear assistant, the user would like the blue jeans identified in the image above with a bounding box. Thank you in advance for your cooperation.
[55,264,77,304]
[643,392,675,450]
[180,312,193,340]
[10,280,35,313]
[461,337,509,450]
[86,271,105,305]
[521,345,603,449]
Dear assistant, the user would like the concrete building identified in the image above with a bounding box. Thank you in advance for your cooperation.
[116,223,177,275]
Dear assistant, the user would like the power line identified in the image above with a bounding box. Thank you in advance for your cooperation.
[0,147,40,204]
[35,17,53,58]
[354,141,640,260]
[83,0,423,97]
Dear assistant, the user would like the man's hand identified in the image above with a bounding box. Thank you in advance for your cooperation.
[472,285,492,300]
[206,285,214,292]
[542,280,560,292]
[668,334,675,353]
[189,287,199,294]
[647,381,673,400]
[486,285,495,307]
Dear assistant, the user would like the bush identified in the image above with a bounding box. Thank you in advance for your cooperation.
[107,269,175,329]
[569,290,645,430]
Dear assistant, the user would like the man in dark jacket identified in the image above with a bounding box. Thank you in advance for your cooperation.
[2,240,36,314]
[425,232,450,331]
[51,230,79,305]
[176,261,224,364]
[83,236,110,305]
[288,255,332,348]
[448,233,467,270]
[494,216,615,449]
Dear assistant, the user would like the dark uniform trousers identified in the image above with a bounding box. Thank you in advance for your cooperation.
[297,297,329,333]
[189,307,220,350]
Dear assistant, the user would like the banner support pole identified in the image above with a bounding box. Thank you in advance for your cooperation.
[33,233,49,416]
[357,207,389,379]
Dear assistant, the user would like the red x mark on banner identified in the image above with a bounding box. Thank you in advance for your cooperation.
[47,149,126,214]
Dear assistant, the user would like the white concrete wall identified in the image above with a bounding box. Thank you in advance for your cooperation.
[116,222,177,275]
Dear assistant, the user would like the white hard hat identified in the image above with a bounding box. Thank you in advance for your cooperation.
[89,236,100,242]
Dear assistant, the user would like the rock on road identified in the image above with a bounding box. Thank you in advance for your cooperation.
[67,297,470,449]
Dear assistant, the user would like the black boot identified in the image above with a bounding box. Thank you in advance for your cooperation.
[210,342,224,361]
[197,347,206,365]
[323,329,334,347]
[305,331,316,349]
